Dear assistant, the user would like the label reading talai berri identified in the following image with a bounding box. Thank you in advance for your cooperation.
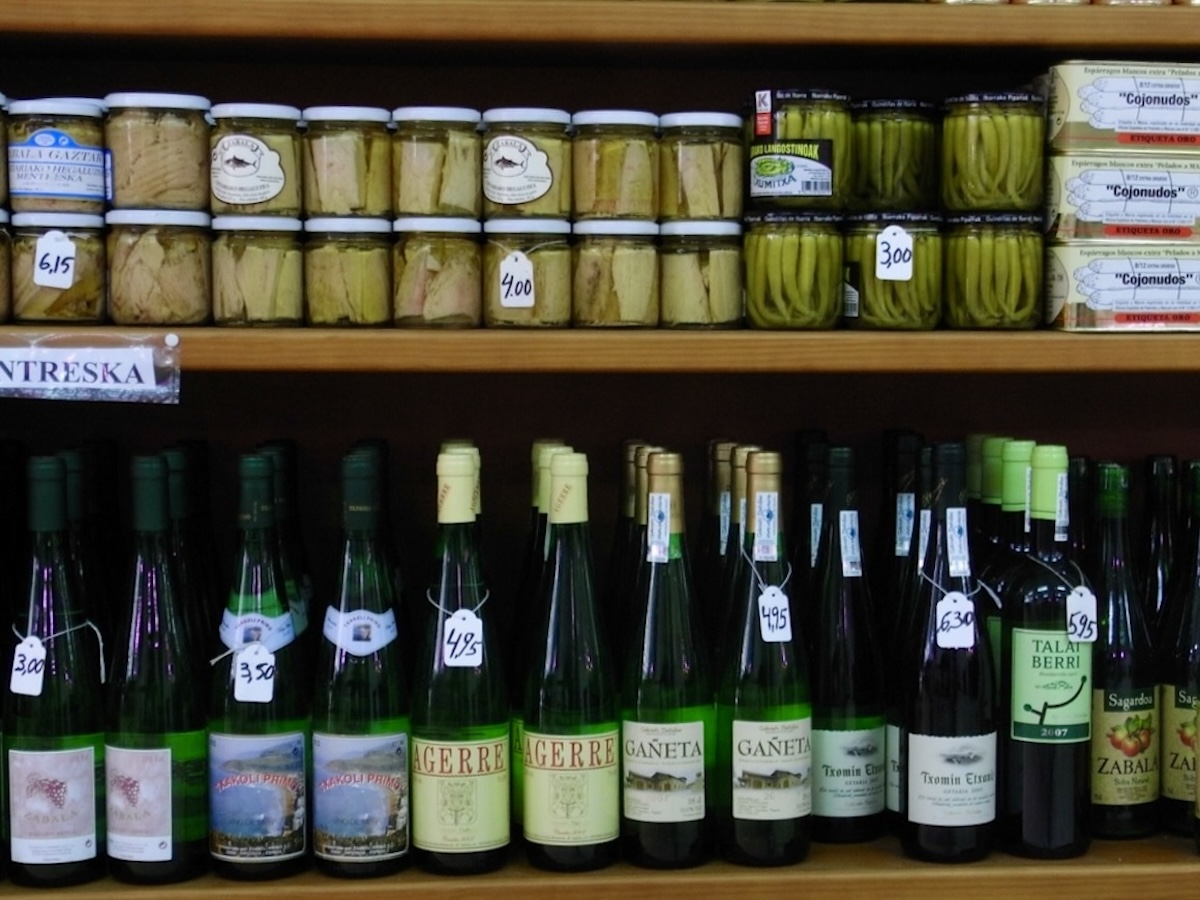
[622,720,706,823]
[523,728,619,846]
[411,731,509,853]
[1010,628,1091,743]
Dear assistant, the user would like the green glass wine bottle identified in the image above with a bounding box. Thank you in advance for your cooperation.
[172,440,224,641]
[106,455,207,884]
[870,430,920,624]
[965,433,989,559]
[1143,455,1180,625]
[602,440,642,634]
[59,449,112,650]
[257,442,314,670]
[716,444,761,666]
[698,440,735,644]
[717,451,811,866]
[163,448,218,672]
[4,456,106,887]
[615,444,664,666]
[1068,455,1093,571]
[979,436,1013,555]
[411,452,509,875]
[621,451,714,869]
[790,430,828,585]
[208,453,309,880]
[312,452,410,877]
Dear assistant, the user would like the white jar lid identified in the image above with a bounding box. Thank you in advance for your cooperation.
[8,99,104,118]
[0,210,8,225]
[104,92,211,111]
[484,218,571,235]
[659,112,743,130]
[302,106,391,124]
[482,108,571,126]
[106,210,211,227]
[573,220,660,237]
[212,215,303,232]
[305,217,392,234]
[12,212,105,229]
[571,110,659,129]
[660,221,742,237]
[392,106,482,124]
[393,217,482,234]
[211,103,303,121]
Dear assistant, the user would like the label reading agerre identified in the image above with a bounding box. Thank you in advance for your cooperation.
[523,729,619,846]
[411,732,509,853]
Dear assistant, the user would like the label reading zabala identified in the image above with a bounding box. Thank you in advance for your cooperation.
[313,732,409,862]
[811,725,885,818]
[1010,628,1092,743]
[523,728,619,846]
[1159,683,1195,803]
[1092,689,1158,807]
[106,733,205,862]
[732,719,812,821]
[209,732,307,862]
[906,732,996,827]
[622,720,707,823]
[9,744,100,864]
[411,731,510,853]
[483,135,554,206]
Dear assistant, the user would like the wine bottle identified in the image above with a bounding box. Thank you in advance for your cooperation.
[312,452,410,877]
[616,444,665,662]
[172,440,224,639]
[523,452,619,871]
[208,453,309,880]
[0,440,27,626]
[1142,455,1179,625]
[979,436,1013,554]
[870,429,920,626]
[602,439,642,628]
[257,442,313,665]
[1088,462,1158,839]
[716,444,761,665]
[4,456,106,887]
[621,451,713,869]
[1068,455,1093,571]
[717,450,811,866]
[106,455,207,884]
[164,448,219,671]
[965,433,989,558]
[810,447,885,843]
[792,432,829,585]
[60,448,112,651]
[1001,444,1093,859]
[411,452,509,875]
[699,440,736,653]
[900,442,996,863]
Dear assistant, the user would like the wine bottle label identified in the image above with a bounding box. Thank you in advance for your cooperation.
[1010,628,1091,743]
[946,507,971,577]
[313,731,410,862]
[209,731,307,862]
[917,509,931,567]
[809,503,822,568]
[719,491,731,557]
[219,607,296,653]
[1055,473,1070,542]
[885,722,901,813]
[512,716,525,824]
[322,607,399,656]
[9,635,47,697]
[935,592,976,650]
[411,731,510,853]
[622,719,707,823]
[234,644,277,703]
[1066,586,1098,644]
[106,736,189,862]
[839,510,862,578]
[441,609,484,667]
[523,728,619,845]
[1091,689,1158,807]
[757,586,793,643]
[732,718,812,821]
[753,491,779,562]
[647,492,670,563]
[894,492,915,556]
[811,725,885,817]
[1159,684,1195,803]
[906,731,996,827]
[8,743,100,864]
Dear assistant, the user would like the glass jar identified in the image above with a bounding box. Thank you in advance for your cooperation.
[212,216,303,326]
[744,212,842,329]
[944,213,1042,329]
[850,99,938,210]
[483,218,571,327]
[391,106,482,217]
[748,89,852,210]
[11,212,106,323]
[301,106,392,218]
[106,210,211,325]
[942,92,1045,212]
[843,212,942,330]
[481,108,572,219]
[210,103,302,216]
[7,99,106,214]
[571,110,659,220]
[659,112,744,221]
[659,221,743,328]
[104,92,212,210]
[0,93,8,208]
[572,220,660,327]
[304,217,392,326]
[0,210,9,322]
[393,217,482,328]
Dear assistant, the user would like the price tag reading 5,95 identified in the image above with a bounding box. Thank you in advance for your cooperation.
[234,643,276,703]
[498,250,536,309]
[33,231,78,291]
[875,225,914,283]
[757,585,793,643]
[1067,586,1098,644]
[443,608,484,667]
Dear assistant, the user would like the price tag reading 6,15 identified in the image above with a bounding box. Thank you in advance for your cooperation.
[234,643,276,703]
[498,250,536,309]
[443,608,484,667]
[757,585,793,644]
[33,231,78,291]
[875,224,914,283]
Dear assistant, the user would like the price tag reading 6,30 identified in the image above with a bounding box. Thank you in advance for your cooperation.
[935,591,975,650]
[234,643,276,703]
[443,609,484,667]
[757,585,793,644]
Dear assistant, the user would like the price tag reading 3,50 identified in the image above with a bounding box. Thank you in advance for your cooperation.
[9,636,47,697]
[1067,586,1098,644]
[33,231,77,290]
[758,585,793,643]
[935,591,975,650]
[443,609,484,667]
[875,225,913,282]
[498,251,536,309]
[234,643,276,703]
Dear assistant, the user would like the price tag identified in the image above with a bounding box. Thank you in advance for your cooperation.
[935,591,976,650]
[1055,472,1070,543]
[757,585,793,643]
[753,491,779,562]
[718,491,731,557]
[875,225,914,282]
[946,507,971,578]
[9,636,47,697]
[840,510,862,578]
[1067,586,1098,643]
[917,508,932,567]
[33,231,77,290]
[234,643,276,703]
[442,609,484,667]
[647,492,670,563]
[894,492,915,556]
[809,503,823,568]
[499,251,535,308]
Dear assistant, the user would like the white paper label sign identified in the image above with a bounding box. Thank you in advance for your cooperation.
[499,251,535,308]
[946,507,971,578]
[1067,586,1098,644]
[758,585,793,643]
[442,609,484,667]
[1055,472,1070,542]
[936,591,976,650]
[9,637,47,697]
[840,510,863,578]
[895,492,915,556]
[754,491,779,562]
[0,346,158,396]
[718,491,731,557]
[234,643,276,703]
[647,492,671,563]
[875,225,914,282]
[33,231,77,290]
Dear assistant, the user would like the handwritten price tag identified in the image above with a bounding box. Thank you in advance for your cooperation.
[757,585,793,643]
[234,643,276,703]
[875,225,913,282]
[34,231,77,290]
[936,591,976,650]
[499,251,535,309]
[1067,586,1098,644]
[443,609,484,667]
[9,636,47,697]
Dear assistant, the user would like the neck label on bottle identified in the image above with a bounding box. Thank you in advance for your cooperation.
[313,731,410,863]
[9,636,47,697]
[1066,586,1098,644]
[210,732,307,862]
[234,643,277,703]
[758,585,793,643]
[753,491,779,562]
[322,607,398,656]
[917,508,931,566]
[895,492,915,556]
[738,496,747,547]
[523,728,619,846]
[442,609,484,667]
[906,731,996,827]
[809,503,822,568]
[719,491,731,557]
[1023,467,1032,534]
[9,744,100,864]
[946,507,971,577]
[647,492,671,564]
[935,591,976,650]
[622,719,706,823]
[1010,627,1091,743]
[839,510,862,578]
[1055,473,1070,542]
[732,717,812,821]
[219,608,296,653]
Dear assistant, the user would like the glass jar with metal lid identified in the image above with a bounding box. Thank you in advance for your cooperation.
[744,211,842,329]
[0,210,9,322]
[659,112,743,222]
[571,110,659,221]
[659,221,742,328]
[391,106,482,218]
[481,108,572,219]
[104,92,212,211]
[212,215,303,326]
[304,217,392,326]
[843,212,942,330]
[944,212,1041,329]
[302,106,392,218]
[572,219,659,327]
[393,216,482,328]
[106,209,211,325]
[483,218,571,327]
[11,212,106,323]
[210,103,302,216]
[748,89,852,211]
[7,99,106,214]
[850,100,938,211]
[941,92,1045,212]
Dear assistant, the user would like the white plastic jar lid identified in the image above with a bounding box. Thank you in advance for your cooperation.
[393,217,482,234]
[0,210,8,225]
[106,210,212,227]
[660,221,742,237]
[13,213,105,229]
[392,106,482,124]
[302,106,391,124]
[212,216,303,232]
[305,217,392,234]
[211,103,303,121]
[8,99,104,118]
[104,92,211,111]
[659,112,743,130]
[482,108,571,127]
[484,218,571,235]
[571,110,659,129]
[573,220,660,237]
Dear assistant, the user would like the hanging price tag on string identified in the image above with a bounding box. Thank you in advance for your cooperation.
[499,251,535,308]
[9,636,47,697]
[946,507,972,578]
[1067,586,1098,643]
[875,225,913,282]
[840,510,863,577]
[234,643,276,703]
[33,231,77,290]
[443,609,484,667]
[936,591,976,650]
[757,585,793,643]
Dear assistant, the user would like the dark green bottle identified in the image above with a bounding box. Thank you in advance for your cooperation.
[1142,455,1179,625]
[257,442,313,668]
[716,445,761,666]
[312,453,410,877]
[979,436,1013,556]
[106,455,207,884]
[164,448,219,671]
[965,433,988,560]
[4,456,105,887]
[208,454,309,880]
[1068,455,1093,571]
[698,439,735,649]
[616,444,664,667]
[172,440,223,639]
[60,449,112,650]
[792,432,829,589]
[602,439,642,648]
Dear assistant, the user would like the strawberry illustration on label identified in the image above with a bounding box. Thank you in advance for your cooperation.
[27,774,67,808]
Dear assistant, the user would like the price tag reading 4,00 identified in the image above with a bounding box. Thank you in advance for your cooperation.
[499,251,536,309]
[234,643,276,703]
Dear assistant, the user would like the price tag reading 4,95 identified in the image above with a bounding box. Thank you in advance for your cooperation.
[875,225,913,282]
[443,609,484,667]
[499,250,536,309]
[1067,586,1098,644]
[757,585,793,643]
[33,231,77,291]
[936,591,975,650]
[234,643,276,703]
[9,636,47,697]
